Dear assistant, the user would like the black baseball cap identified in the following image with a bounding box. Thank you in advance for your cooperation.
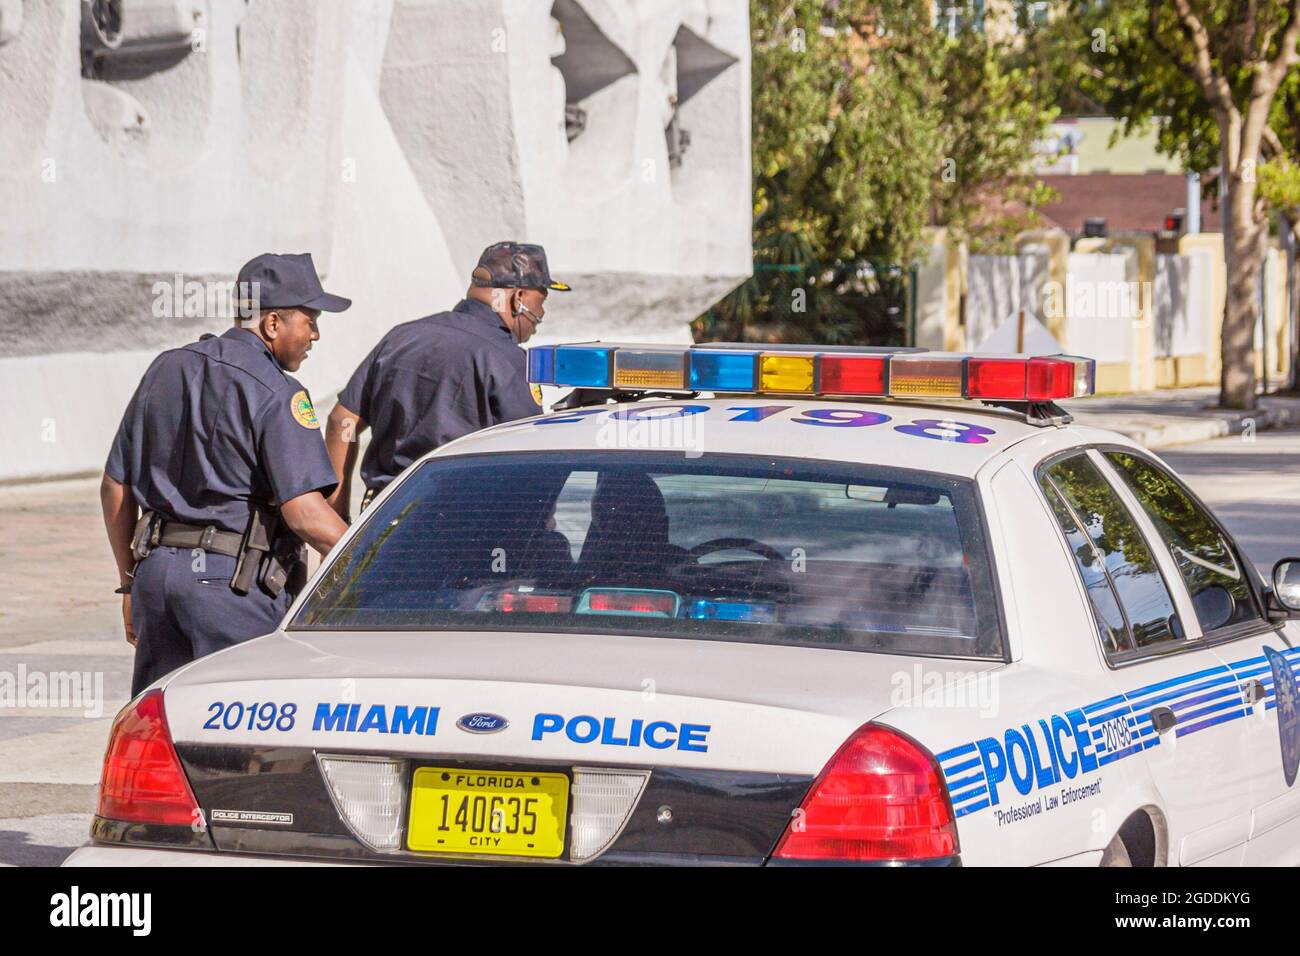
[236,253,352,315]
[470,242,571,292]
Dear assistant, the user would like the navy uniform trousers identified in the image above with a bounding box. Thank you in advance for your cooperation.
[130,547,291,696]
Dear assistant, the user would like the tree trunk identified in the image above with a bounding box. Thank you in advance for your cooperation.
[1220,164,1263,410]
[1291,220,1300,390]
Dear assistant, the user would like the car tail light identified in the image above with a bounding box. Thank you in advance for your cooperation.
[97,690,202,827]
[772,723,958,862]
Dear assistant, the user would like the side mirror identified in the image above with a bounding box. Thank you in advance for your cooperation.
[1271,559,1300,616]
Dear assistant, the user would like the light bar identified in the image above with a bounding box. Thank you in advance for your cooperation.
[820,355,888,396]
[526,344,1096,401]
[690,349,757,391]
[613,348,688,389]
[554,345,612,388]
[759,353,816,394]
[888,355,965,398]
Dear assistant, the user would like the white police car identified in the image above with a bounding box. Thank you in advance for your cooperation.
[67,344,1300,867]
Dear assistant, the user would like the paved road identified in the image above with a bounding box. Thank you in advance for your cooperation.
[1160,427,1300,576]
[0,428,1296,866]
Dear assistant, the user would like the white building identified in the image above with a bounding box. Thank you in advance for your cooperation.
[0,0,752,481]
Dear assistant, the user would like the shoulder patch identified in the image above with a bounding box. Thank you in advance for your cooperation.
[530,383,545,407]
[290,390,320,429]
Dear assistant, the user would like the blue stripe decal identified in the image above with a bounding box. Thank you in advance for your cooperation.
[936,648,1288,822]
[1171,685,1243,712]
[950,783,988,804]
[1176,697,1246,725]
[1123,674,1238,711]
[935,742,978,762]
[946,773,985,794]
[943,756,981,777]
[1175,707,1248,738]
[1124,664,1232,696]
[1082,694,1128,714]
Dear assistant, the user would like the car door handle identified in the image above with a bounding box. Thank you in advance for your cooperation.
[1243,679,1267,705]
[1150,706,1178,734]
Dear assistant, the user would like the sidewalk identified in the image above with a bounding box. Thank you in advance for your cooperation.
[1061,387,1300,450]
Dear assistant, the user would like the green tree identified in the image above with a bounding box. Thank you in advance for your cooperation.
[698,0,1055,344]
[1064,0,1300,410]
[933,27,1060,252]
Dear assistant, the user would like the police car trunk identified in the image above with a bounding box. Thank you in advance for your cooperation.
[83,345,1096,866]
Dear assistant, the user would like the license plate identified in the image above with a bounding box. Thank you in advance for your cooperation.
[407,767,569,858]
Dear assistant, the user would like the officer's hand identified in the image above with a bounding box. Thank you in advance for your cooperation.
[122,594,137,647]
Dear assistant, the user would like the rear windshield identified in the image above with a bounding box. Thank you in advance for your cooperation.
[293,452,1004,659]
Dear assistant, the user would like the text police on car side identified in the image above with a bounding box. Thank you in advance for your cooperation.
[99,253,352,696]
[325,241,570,518]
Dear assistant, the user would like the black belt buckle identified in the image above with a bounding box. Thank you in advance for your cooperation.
[198,526,218,552]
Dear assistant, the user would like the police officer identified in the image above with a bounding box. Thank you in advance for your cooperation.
[325,241,570,517]
[100,253,352,696]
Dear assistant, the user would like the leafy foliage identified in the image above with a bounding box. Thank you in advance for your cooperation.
[696,0,1056,344]
[1027,0,1300,407]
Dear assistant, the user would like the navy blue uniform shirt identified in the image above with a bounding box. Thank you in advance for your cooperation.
[106,327,338,533]
[338,297,542,491]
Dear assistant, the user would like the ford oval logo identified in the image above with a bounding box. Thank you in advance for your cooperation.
[456,712,508,734]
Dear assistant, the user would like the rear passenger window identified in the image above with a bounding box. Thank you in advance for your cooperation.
[1041,454,1185,655]
[1105,451,1261,634]
[1039,479,1133,655]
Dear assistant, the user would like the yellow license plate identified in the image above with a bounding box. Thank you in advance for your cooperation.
[407,767,569,858]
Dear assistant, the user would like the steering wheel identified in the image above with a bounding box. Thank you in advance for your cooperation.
[686,537,784,563]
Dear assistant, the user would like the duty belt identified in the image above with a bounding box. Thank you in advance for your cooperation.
[156,521,244,558]
[133,509,301,598]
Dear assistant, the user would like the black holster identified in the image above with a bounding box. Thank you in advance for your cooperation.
[259,536,308,598]
[230,503,277,596]
[130,511,162,561]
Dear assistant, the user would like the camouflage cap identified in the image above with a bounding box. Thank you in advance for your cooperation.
[470,242,572,292]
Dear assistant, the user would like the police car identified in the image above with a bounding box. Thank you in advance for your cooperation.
[67,344,1300,867]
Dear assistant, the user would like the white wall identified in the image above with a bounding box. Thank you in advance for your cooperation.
[1154,251,1211,359]
[1065,252,1133,364]
[966,251,1048,348]
[0,0,752,481]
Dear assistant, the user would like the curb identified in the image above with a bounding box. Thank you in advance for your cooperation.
[1096,405,1297,451]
